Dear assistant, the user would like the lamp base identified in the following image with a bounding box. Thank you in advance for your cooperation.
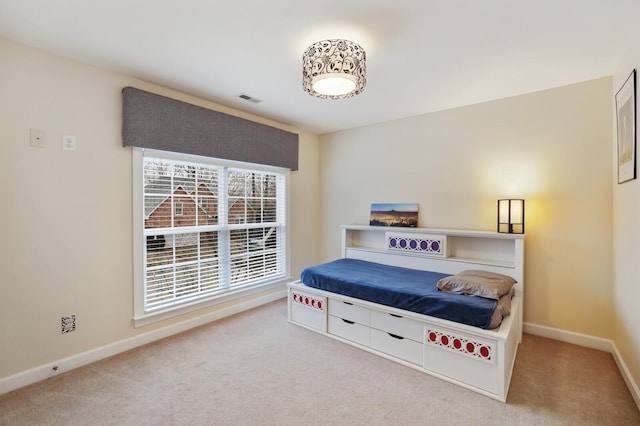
[498,223,524,234]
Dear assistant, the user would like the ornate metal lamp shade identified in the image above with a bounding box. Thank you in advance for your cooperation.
[303,39,366,99]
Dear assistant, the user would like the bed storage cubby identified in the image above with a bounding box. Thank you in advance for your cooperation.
[289,288,327,332]
[288,225,524,402]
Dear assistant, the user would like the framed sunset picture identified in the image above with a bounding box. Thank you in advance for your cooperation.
[369,203,418,227]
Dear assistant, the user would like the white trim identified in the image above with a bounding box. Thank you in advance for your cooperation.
[0,290,286,396]
[140,148,290,174]
[132,148,145,321]
[524,322,639,411]
[523,322,612,352]
[2,306,638,411]
[133,279,288,327]
[133,148,290,324]
[611,342,640,411]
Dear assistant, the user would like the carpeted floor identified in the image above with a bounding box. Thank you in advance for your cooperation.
[1,299,638,425]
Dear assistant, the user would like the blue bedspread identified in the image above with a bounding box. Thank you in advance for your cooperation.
[300,258,497,329]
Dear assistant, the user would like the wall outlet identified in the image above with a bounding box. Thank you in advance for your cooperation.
[62,135,77,151]
[61,315,76,334]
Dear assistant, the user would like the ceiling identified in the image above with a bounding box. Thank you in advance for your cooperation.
[1,0,639,135]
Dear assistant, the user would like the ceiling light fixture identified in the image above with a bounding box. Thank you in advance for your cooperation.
[303,39,366,100]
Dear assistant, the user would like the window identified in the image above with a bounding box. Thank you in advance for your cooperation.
[174,202,184,216]
[133,149,289,325]
[198,198,208,212]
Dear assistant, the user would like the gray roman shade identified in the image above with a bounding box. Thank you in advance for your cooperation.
[122,87,299,170]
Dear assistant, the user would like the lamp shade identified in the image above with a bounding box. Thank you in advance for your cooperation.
[303,39,366,99]
[498,199,525,234]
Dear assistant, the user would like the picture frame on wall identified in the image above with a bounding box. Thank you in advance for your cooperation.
[616,69,636,184]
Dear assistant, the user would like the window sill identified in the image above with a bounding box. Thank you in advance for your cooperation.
[133,277,289,328]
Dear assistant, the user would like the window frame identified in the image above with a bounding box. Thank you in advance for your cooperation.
[174,201,184,216]
[132,148,291,327]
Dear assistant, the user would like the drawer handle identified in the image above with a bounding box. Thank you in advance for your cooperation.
[389,313,403,318]
[342,319,355,324]
[342,301,354,305]
[388,333,404,340]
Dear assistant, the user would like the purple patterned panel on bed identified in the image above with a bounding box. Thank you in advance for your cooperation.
[386,233,446,257]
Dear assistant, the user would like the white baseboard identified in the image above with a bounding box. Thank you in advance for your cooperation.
[2,305,638,413]
[0,290,287,396]
[524,322,640,411]
[523,322,613,352]
[611,341,640,411]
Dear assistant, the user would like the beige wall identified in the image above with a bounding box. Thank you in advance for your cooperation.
[3,33,636,398]
[0,38,321,379]
[612,55,640,397]
[320,78,613,338]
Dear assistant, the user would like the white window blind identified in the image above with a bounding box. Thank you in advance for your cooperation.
[137,150,287,319]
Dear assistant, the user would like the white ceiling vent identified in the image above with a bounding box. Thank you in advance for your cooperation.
[237,94,262,104]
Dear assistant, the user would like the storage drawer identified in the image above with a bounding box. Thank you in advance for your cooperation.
[290,289,327,332]
[328,315,370,346]
[370,329,423,365]
[370,309,422,342]
[328,299,370,325]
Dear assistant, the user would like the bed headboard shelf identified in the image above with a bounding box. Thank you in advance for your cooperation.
[341,225,524,297]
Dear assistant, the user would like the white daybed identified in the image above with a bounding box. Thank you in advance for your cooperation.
[287,225,524,402]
